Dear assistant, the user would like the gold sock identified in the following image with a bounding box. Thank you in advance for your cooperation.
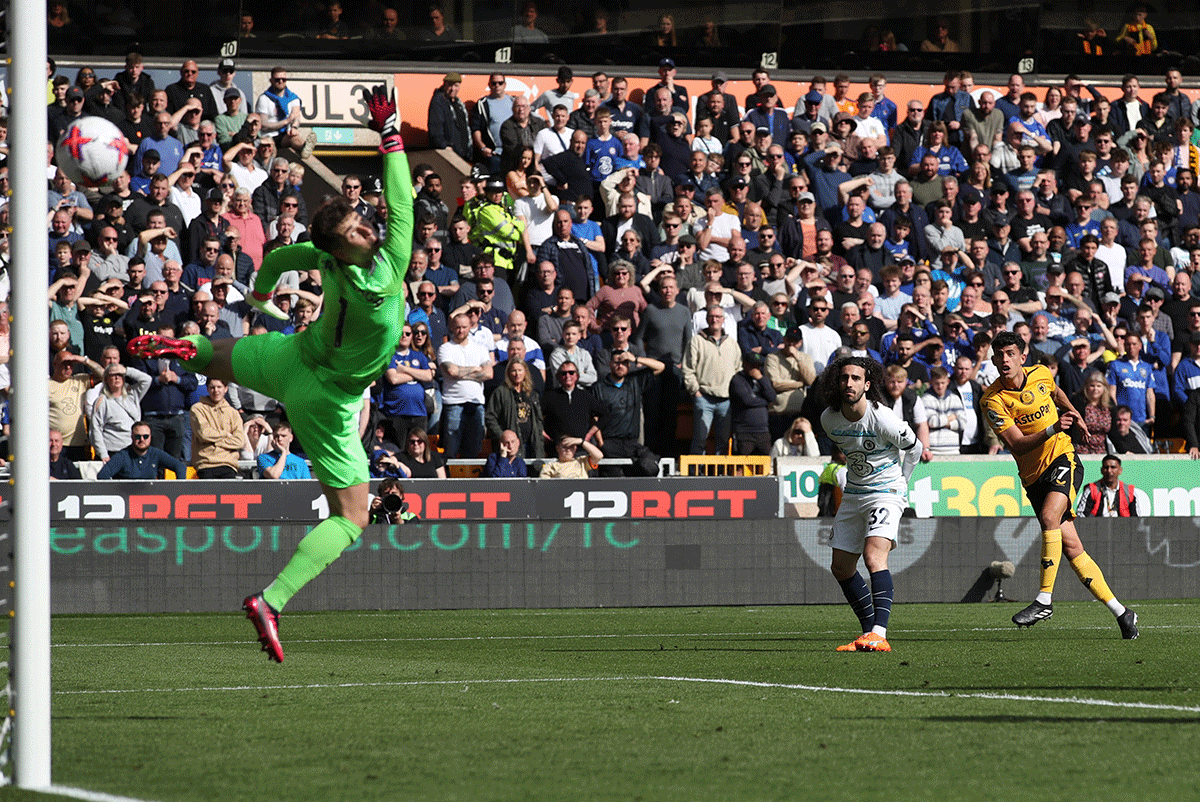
[1040,529,1062,595]
[1070,552,1115,604]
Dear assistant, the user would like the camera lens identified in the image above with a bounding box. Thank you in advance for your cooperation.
[382,493,406,513]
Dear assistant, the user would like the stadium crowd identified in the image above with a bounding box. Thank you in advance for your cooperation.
[11,54,1200,480]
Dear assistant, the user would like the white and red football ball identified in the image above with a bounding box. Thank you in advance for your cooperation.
[56,116,131,189]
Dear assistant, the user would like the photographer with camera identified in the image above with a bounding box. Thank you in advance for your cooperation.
[369,478,417,524]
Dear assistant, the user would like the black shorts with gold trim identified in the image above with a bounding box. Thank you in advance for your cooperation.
[1024,452,1084,523]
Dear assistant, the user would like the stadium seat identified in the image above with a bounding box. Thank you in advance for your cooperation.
[679,455,771,477]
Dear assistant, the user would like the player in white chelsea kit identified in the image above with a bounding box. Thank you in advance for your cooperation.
[819,356,921,652]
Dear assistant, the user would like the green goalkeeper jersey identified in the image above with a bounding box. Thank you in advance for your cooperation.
[252,150,413,390]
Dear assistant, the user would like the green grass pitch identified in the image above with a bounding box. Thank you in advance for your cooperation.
[4,600,1199,802]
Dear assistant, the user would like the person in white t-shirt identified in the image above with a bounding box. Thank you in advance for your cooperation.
[1095,217,1127,292]
[696,186,740,262]
[438,313,494,459]
[514,175,560,254]
[851,93,888,149]
[799,298,843,371]
[533,105,575,181]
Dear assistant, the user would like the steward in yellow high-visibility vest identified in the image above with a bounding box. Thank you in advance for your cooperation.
[466,176,525,277]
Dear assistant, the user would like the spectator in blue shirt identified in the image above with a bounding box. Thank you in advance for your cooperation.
[585,108,622,183]
[868,74,897,139]
[97,421,188,479]
[738,301,784,357]
[1064,198,1103,248]
[256,422,312,479]
[376,325,434,447]
[482,429,529,478]
[742,85,790,145]
[49,428,82,480]
[803,143,855,226]
[1106,329,1155,426]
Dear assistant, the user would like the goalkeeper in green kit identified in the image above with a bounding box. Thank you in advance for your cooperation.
[128,86,412,663]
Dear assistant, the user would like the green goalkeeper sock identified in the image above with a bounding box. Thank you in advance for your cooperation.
[263,516,363,612]
[179,334,213,372]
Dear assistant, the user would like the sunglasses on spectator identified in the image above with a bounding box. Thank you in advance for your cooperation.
[558,369,577,376]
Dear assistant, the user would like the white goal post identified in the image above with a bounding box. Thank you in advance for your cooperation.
[6,0,54,788]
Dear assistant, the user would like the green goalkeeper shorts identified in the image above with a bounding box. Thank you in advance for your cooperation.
[232,331,369,489]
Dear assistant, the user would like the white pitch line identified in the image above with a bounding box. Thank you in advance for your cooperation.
[646,676,1200,714]
[52,675,1200,714]
[45,784,162,802]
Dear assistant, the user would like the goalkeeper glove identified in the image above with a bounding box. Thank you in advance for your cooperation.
[363,85,404,154]
[248,290,289,321]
